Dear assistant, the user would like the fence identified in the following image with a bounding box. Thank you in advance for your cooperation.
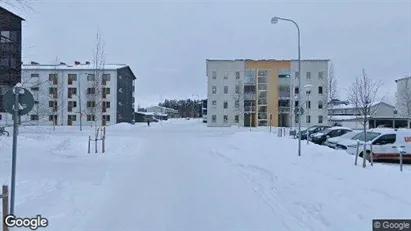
[1,185,9,231]
[88,127,106,154]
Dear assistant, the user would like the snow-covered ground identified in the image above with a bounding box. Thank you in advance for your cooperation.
[1,119,410,231]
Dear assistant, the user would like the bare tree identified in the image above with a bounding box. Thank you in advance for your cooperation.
[396,78,411,128]
[325,62,338,122]
[233,80,244,126]
[86,31,106,137]
[348,69,383,167]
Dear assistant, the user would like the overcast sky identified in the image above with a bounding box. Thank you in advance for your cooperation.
[4,0,411,108]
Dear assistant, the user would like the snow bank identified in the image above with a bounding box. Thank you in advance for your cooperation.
[211,132,411,231]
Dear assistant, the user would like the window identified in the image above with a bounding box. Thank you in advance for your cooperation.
[30,87,39,91]
[30,115,39,121]
[68,115,77,121]
[87,88,95,94]
[295,71,300,78]
[102,115,110,122]
[212,71,217,79]
[295,87,299,94]
[212,86,217,94]
[306,90,311,95]
[31,73,40,78]
[235,85,240,94]
[318,115,323,124]
[87,115,95,121]
[49,87,57,98]
[68,74,77,85]
[49,115,56,121]
[306,115,311,123]
[258,70,268,76]
[223,101,228,109]
[318,101,323,109]
[87,74,95,81]
[295,115,299,123]
[373,134,396,145]
[49,101,57,111]
[224,86,228,94]
[212,115,216,123]
[34,101,39,104]
[318,86,323,94]
[318,71,324,79]
[87,101,96,108]
[306,72,311,79]
[212,100,216,106]
[224,72,228,79]
[306,101,311,109]
[235,100,239,107]
[0,31,10,43]
[295,101,299,107]
[68,88,77,98]
[68,101,77,112]
[49,74,58,84]
[235,115,239,123]
[235,71,240,79]
[223,115,228,123]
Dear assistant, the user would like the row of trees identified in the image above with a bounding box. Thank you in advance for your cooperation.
[156,99,203,118]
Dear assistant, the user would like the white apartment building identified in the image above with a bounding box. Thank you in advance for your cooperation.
[395,76,411,118]
[206,59,329,128]
[0,61,137,126]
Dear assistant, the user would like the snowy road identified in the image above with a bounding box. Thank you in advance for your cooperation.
[72,123,299,231]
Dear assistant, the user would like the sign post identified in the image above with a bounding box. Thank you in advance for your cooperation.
[2,84,34,214]
[269,113,272,133]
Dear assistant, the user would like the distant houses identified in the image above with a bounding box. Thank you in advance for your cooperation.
[134,105,180,123]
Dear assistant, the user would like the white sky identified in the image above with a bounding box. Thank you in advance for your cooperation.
[4,0,411,108]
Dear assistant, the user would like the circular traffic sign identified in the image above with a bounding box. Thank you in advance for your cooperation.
[294,106,304,116]
[2,87,35,116]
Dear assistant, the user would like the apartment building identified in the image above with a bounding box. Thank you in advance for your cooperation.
[206,59,329,128]
[0,7,24,113]
[0,61,136,126]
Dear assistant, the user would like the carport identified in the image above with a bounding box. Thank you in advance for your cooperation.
[368,117,409,128]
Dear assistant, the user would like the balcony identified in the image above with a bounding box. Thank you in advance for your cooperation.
[244,92,256,100]
[279,91,291,99]
[244,106,256,112]
[279,106,291,114]
[244,77,256,85]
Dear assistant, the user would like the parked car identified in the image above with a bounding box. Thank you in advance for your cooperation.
[335,131,381,151]
[297,125,331,140]
[324,131,362,149]
[345,128,411,161]
[310,127,353,145]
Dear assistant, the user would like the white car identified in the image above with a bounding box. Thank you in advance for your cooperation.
[324,131,362,149]
[345,128,411,161]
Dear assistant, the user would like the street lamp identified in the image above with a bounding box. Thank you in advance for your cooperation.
[304,84,312,144]
[271,16,302,156]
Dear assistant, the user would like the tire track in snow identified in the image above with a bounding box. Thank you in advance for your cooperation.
[210,149,313,231]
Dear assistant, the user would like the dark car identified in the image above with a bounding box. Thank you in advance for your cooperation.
[310,127,353,145]
[297,125,331,140]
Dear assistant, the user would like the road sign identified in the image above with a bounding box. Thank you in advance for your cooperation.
[294,106,304,116]
[2,87,35,116]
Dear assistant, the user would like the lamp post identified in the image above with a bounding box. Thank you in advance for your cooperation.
[271,16,302,156]
[304,84,312,144]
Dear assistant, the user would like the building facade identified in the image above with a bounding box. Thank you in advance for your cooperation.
[395,76,411,119]
[206,59,329,128]
[0,7,24,113]
[0,61,137,126]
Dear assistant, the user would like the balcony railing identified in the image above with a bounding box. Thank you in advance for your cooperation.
[244,93,256,100]
[279,107,291,113]
[279,92,291,98]
[244,106,256,112]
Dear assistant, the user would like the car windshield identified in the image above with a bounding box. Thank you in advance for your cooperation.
[321,128,333,134]
[339,132,356,139]
[352,132,381,141]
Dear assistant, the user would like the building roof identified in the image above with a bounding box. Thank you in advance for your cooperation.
[22,63,128,71]
[331,101,393,110]
[0,6,25,21]
[395,76,411,82]
[206,59,330,62]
